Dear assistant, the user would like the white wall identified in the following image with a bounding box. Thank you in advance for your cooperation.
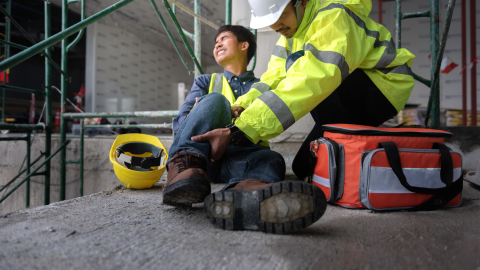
[85,21,194,132]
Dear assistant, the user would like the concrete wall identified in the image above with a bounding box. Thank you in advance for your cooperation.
[85,21,194,133]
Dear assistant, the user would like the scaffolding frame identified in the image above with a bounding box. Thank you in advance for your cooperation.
[0,0,456,206]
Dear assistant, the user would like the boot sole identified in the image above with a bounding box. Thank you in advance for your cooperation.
[203,181,327,234]
[163,179,211,207]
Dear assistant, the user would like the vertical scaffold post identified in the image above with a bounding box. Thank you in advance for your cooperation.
[26,131,31,207]
[429,0,440,128]
[1,0,11,125]
[395,0,401,49]
[80,119,84,196]
[194,0,201,77]
[44,0,52,205]
[60,0,68,201]
[225,0,232,25]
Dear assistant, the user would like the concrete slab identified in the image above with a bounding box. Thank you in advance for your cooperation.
[1,181,479,269]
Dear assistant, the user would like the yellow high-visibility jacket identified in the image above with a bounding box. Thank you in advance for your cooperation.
[208,73,236,105]
[234,0,415,144]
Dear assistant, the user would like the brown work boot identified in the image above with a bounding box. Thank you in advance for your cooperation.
[162,149,211,207]
[203,179,327,234]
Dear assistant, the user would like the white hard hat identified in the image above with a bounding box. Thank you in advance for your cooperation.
[248,0,291,29]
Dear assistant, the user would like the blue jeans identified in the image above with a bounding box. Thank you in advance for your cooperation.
[168,92,286,189]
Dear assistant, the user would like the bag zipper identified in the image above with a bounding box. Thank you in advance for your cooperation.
[323,125,452,138]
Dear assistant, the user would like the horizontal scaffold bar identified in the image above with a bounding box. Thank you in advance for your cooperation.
[0,0,134,72]
[1,84,45,95]
[0,39,27,50]
[0,136,28,141]
[0,123,45,130]
[402,11,430,19]
[84,124,173,129]
[63,111,179,118]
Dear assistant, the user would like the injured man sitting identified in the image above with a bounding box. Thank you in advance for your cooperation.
[161,25,326,235]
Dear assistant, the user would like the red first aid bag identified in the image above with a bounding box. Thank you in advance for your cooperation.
[310,124,463,211]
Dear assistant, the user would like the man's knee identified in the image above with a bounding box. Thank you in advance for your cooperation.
[200,92,230,108]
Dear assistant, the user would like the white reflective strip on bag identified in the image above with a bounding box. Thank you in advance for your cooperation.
[368,167,462,194]
[313,174,330,188]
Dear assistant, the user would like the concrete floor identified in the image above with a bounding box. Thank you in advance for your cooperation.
[0,181,479,270]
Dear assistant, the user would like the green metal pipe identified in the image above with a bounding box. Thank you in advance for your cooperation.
[66,0,85,52]
[0,153,45,193]
[66,160,80,164]
[80,119,84,197]
[395,0,401,48]
[425,0,456,128]
[0,136,28,141]
[1,0,10,123]
[83,124,173,129]
[0,0,135,72]
[194,0,201,77]
[225,0,232,25]
[60,0,68,202]
[0,140,71,205]
[425,0,440,128]
[0,5,69,79]
[182,28,195,40]
[32,172,47,176]
[412,72,431,88]
[401,11,430,19]
[0,123,45,130]
[62,110,179,118]
[44,0,52,205]
[26,131,31,207]
[162,0,204,74]
[148,0,192,74]
[0,39,27,50]
[0,84,46,95]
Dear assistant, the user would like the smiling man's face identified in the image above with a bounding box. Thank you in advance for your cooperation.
[213,31,246,66]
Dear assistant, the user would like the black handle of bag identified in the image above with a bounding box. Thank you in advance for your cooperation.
[378,142,454,195]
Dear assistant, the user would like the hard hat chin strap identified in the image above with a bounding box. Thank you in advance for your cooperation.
[294,0,302,30]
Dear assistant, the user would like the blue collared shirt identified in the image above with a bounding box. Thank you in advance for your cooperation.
[173,70,260,133]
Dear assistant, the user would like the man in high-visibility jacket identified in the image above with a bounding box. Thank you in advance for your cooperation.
[165,25,327,234]
[194,0,415,181]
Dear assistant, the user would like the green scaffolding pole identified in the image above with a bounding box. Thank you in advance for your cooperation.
[44,0,52,205]
[1,0,10,125]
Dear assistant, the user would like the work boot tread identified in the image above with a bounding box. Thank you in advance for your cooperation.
[204,181,327,234]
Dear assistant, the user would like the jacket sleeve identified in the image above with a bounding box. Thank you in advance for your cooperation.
[233,38,288,109]
[235,8,375,143]
[173,75,210,134]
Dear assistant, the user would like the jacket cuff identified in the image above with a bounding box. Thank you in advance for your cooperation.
[235,118,261,144]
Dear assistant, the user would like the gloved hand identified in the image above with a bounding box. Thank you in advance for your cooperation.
[191,128,232,161]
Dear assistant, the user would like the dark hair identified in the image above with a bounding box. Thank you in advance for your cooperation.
[215,25,257,64]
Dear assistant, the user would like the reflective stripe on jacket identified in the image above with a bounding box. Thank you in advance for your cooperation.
[208,73,236,105]
[209,73,270,148]
[234,0,416,144]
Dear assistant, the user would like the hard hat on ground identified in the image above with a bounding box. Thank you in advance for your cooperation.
[248,0,302,30]
[109,133,168,189]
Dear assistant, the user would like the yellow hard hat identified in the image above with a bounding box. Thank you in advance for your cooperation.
[109,133,168,189]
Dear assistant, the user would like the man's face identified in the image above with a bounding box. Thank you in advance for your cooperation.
[269,1,306,38]
[214,31,246,66]
[269,2,298,38]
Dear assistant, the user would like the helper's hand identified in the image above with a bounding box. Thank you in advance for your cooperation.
[191,128,232,161]
[231,106,244,119]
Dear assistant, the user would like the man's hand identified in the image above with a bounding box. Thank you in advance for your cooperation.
[191,128,232,161]
[231,106,244,119]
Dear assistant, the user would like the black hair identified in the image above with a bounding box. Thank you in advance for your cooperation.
[215,25,257,63]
